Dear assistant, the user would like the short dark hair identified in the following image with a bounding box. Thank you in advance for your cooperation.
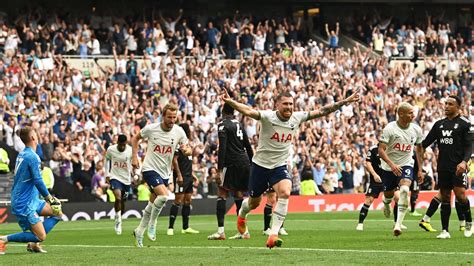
[118,134,127,144]
[19,126,34,145]
[448,95,462,107]
[222,103,234,116]
[276,91,293,102]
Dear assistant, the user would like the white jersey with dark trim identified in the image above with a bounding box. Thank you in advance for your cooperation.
[252,110,308,169]
[140,123,188,179]
[379,121,423,171]
[106,144,133,185]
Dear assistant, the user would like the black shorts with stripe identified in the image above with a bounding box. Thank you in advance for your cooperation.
[173,174,193,194]
[221,164,250,192]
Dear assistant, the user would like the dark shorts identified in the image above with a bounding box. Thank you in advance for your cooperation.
[143,170,169,191]
[248,163,290,198]
[110,179,131,199]
[173,175,193,194]
[437,171,467,189]
[365,178,384,198]
[381,166,414,191]
[221,164,250,192]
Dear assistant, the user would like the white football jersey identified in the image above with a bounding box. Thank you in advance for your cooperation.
[141,123,188,179]
[252,110,308,169]
[105,144,133,185]
[379,121,423,171]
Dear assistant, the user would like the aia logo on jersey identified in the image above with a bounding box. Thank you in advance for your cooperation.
[113,161,128,169]
[393,143,412,152]
[154,145,173,154]
[270,132,292,143]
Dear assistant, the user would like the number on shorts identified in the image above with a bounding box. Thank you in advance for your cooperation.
[404,168,411,178]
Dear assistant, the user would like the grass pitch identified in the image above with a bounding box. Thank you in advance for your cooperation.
[1,210,473,265]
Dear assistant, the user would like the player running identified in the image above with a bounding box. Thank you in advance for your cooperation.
[0,127,62,254]
[208,103,253,240]
[219,88,360,248]
[131,104,192,247]
[105,134,133,235]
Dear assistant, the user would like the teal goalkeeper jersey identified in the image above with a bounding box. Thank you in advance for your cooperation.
[11,147,49,216]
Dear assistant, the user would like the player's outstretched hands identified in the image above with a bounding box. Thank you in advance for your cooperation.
[343,88,361,104]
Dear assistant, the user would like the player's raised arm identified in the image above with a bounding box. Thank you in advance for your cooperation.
[218,87,261,120]
[307,88,360,120]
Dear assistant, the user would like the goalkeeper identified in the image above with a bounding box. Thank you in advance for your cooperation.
[0,127,62,254]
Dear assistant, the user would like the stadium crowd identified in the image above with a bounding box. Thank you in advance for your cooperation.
[0,7,472,201]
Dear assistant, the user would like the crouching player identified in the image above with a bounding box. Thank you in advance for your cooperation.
[0,127,62,254]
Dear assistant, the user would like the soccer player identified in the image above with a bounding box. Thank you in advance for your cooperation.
[131,104,192,247]
[208,103,253,240]
[167,123,199,235]
[378,102,424,236]
[219,88,360,248]
[419,96,473,239]
[0,126,62,254]
[105,134,133,235]
[356,144,384,231]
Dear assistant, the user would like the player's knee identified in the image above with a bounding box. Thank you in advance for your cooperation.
[183,198,192,205]
[154,195,168,207]
[365,197,374,205]
[278,190,291,199]
[35,233,46,242]
[400,185,409,194]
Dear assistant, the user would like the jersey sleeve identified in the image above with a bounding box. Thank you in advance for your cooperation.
[379,125,392,144]
[258,110,273,122]
[422,121,438,148]
[105,147,112,160]
[294,111,309,125]
[140,124,152,139]
[30,155,49,198]
[217,124,227,170]
[463,121,473,162]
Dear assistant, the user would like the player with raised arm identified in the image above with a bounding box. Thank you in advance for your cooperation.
[219,87,360,248]
[208,103,253,240]
[0,127,62,254]
[419,96,473,239]
[131,104,192,247]
[378,102,424,237]
[167,123,200,235]
[105,134,133,235]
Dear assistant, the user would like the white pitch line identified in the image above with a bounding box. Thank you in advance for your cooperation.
[9,244,474,256]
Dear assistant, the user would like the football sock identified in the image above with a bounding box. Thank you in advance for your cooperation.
[358,204,370,224]
[168,203,180,229]
[461,199,472,223]
[217,197,226,228]
[115,210,122,223]
[410,193,418,212]
[383,195,393,205]
[455,199,466,222]
[270,198,288,235]
[440,202,451,231]
[238,198,251,219]
[182,204,190,230]
[264,204,273,230]
[393,203,398,222]
[423,197,441,222]
[7,232,40,243]
[235,198,243,215]
[136,202,153,236]
[43,216,61,234]
[395,185,409,228]
[148,195,168,228]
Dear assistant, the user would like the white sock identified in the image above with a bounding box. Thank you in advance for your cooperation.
[423,215,431,222]
[218,226,224,234]
[383,195,393,205]
[0,235,7,243]
[395,185,409,228]
[238,198,251,219]
[136,202,153,236]
[270,198,289,235]
[460,220,466,227]
[148,195,168,228]
[115,210,122,222]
